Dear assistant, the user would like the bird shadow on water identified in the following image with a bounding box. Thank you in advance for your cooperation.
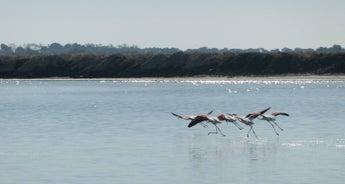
[188,136,280,163]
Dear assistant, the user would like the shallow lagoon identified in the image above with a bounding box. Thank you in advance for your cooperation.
[0,79,344,183]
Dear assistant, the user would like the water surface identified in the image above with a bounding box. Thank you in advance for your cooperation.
[0,79,344,183]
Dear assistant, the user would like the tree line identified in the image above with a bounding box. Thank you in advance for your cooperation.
[0,52,344,78]
[1,43,345,55]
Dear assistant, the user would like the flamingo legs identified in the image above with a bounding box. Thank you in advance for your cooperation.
[247,126,258,139]
[208,124,226,136]
[267,121,280,136]
[273,120,284,131]
[224,120,243,130]
[265,120,284,136]
[232,121,244,130]
[200,122,208,128]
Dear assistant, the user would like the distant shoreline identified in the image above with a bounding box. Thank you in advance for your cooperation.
[2,75,345,81]
[1,52,344,78]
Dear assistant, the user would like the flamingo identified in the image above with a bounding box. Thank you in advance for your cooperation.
[259,112,289,136]
[172,111,226,136]
[171,110,213,128]
[185,114,226,136]
[232,107,271,139]
[217,114,243,130]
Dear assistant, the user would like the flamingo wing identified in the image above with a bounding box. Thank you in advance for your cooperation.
[245,113,254,118]
[206,110,213,115]
[188,115,208,128]
[246,107,271,119]
[272,112,289,116]
[171,113,191,120]
[259,107,271,114]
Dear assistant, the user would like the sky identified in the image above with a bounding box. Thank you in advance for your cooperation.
[1,0,345,50]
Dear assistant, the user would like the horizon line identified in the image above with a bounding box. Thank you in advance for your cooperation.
[1,42,344,51]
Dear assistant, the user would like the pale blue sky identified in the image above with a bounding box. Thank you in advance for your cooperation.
[1,0,345,50]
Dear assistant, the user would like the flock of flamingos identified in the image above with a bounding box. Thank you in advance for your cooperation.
[172,107,289,138]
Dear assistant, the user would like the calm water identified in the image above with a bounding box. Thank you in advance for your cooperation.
[0,79,344,184]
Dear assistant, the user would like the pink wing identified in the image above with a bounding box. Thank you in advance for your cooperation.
[272,112,289,116]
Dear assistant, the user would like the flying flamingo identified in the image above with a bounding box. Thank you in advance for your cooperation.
[232,107,271,139]
[217,114,243,130]
[259,112,289,136]
[172,111,226,136]
[184,114,226,136]
[171,110,213,128]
